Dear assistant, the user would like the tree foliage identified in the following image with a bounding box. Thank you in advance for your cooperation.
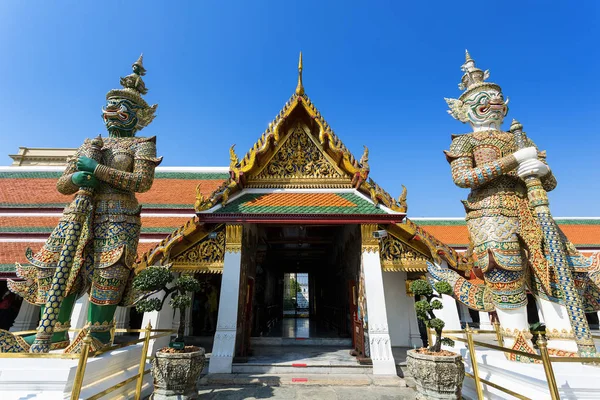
[410,278,454,353]
[133,265,202,348]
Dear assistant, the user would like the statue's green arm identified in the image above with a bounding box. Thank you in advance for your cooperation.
[56,149,83,195]
[444,135,519,189]
[94,139,163,193]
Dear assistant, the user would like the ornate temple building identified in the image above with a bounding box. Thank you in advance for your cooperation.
[1,55,599,377]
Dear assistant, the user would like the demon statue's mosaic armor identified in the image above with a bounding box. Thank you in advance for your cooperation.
[429,51,600,358]
[0,55,161,353]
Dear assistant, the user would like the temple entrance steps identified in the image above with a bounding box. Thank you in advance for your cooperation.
[250,337,352,346]
[231,345,371,375]
[200,373,408,387]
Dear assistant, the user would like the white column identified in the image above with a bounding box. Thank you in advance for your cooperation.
[114,306,130,336]
[140,295,174,355]
[361,225,396,375]
[536,297,578,353]
[479,311,493,330]
[209,225,243,374]
[9,301,40,332]
[69,294,90,341]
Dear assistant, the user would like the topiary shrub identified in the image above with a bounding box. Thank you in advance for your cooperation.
[411,279,455,353]
[133,265,201,349]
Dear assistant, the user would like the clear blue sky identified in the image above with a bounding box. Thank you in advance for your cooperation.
[0,1,598,217]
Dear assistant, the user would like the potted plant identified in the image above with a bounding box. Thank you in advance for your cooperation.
[133,265,205,400]
[406,278,465,400]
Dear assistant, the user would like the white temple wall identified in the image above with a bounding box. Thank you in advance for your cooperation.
[382,271,416,347]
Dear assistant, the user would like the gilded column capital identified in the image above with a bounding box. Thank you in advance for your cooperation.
[361,224,379,254]
[225,224,243,253]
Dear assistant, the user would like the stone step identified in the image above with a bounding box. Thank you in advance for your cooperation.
[250,337,352,346]
[232,362,372,374]
[200,373,407,387]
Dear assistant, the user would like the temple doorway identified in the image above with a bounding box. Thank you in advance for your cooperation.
[247,224,361,343]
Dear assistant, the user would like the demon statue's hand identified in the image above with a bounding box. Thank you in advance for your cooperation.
[72,171,100,188]
[513,146,537,163]
[517,158,550,179]
[76,156,99,173]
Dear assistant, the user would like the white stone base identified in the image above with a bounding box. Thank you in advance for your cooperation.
[460,344,600,400]
[0,344,153,400]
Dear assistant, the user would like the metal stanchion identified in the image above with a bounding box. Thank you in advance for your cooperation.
[537,335,560,400]
[493,321,504,347]
[466,324,484,400]
[134,322,153,400]
[70,331,92,400]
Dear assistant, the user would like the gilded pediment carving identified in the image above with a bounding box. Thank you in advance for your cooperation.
[246,122,351,188]
[380,232,430,272]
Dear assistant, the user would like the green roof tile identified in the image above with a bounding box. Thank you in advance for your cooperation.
[216,192,386,215]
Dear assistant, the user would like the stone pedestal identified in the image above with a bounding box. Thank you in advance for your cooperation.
[0,344,152,399]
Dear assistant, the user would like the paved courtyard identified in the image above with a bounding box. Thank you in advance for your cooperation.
[197,385,416,399]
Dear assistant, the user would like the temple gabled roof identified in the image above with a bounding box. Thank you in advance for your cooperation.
[194,54,407,216]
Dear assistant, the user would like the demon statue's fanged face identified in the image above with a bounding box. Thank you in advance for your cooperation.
[445,51,509,132]
[102,97,140,137]
[462,87,508,129]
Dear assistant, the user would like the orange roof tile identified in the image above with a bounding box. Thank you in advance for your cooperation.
[0,241,161,266]
[0,177,225,207]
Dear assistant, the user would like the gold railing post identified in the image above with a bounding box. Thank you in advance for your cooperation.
[493,321,504,347]
[537,334,560,400]
[110,319,116,344]
[70,330,92,400]
[134,322,153,400]
[466,324,484,400]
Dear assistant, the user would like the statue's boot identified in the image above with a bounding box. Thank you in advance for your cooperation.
[0,293,77,353]
[64,303,117,354]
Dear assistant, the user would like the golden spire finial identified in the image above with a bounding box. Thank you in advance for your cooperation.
[465,49,472,62]
[295,51,304,96]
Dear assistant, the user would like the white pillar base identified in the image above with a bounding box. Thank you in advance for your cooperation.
[9,301,39,332]
[495,306,531,350]
[536,297,579,353]
[479,311,493,330]
[362,249,396,375]
[209,249,242,374]
[69,294,89,341]
[114,306,130,336]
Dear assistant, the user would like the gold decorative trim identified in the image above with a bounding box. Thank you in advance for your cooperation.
[380,232,430,272]
[502,327,533,340]
[172,227,226,270]
[225,224,243,253]
[172,264,224,274]
[246,122,350,187]
[545,328,575,340]
[361,224,379,253]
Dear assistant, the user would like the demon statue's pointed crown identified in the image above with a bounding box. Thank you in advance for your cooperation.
[103,54,158,136]
[444,50,508,130]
